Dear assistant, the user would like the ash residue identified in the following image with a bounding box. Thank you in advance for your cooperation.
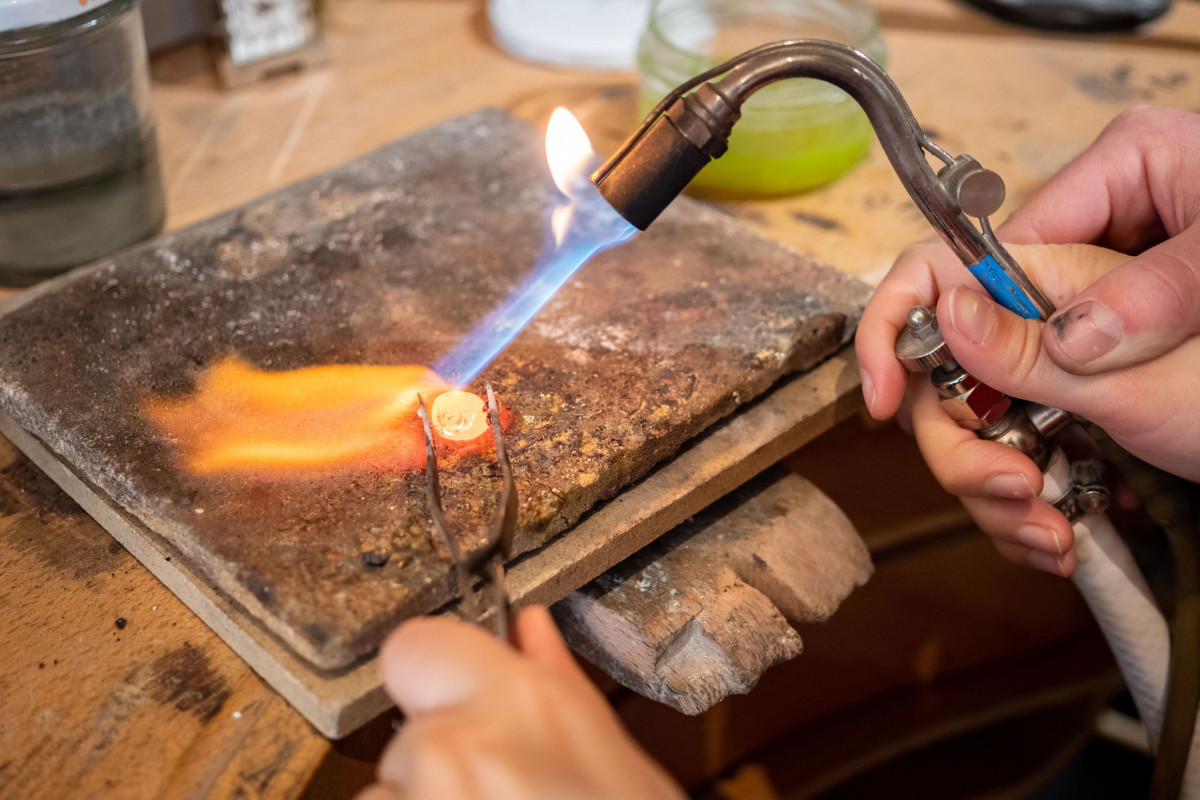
[1075,63,1190,104]
[125,642,231,723]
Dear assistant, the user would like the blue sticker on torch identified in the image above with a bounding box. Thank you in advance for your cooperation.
[967,254,1041,320]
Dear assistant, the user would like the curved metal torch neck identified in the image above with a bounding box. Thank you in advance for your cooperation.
[713,40,987,265]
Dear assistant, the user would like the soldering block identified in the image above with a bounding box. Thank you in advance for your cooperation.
[0,109,870,670]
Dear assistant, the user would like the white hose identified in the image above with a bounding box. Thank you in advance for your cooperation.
[1072,514,1171,744]
[1042,449,1171,747]
[1043,449,1200,797]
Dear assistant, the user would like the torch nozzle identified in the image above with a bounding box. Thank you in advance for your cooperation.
[590,85,737,230]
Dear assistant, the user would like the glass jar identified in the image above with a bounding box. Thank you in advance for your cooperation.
[638,0,886,199]
[0,0,166,285]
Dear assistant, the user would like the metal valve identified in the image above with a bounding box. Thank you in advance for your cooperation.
[938,156,1006,219]
[895,306,953,372]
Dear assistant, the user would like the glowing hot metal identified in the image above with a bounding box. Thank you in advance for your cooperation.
[430,390,489,442]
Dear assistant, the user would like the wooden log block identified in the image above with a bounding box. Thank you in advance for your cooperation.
[554,466,872,715]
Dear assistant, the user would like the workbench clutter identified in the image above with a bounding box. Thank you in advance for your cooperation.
[0,108,871,736]
[0,0,166,285]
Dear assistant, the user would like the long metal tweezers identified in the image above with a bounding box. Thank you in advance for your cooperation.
[417,383,517,641]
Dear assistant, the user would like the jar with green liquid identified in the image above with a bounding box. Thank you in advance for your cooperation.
[638,0,886,199]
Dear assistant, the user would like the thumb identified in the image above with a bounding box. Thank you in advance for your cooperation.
[1042,227,1200,375]
[380,615,522,714]
[937,284,1088,415]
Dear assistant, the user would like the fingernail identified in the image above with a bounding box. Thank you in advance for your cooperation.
[1050,528,1065,555]
[947,285,998,344]
[985,472,1036,499]
[1026,549,1069,576]
[1016,524,1061,554]
[859,368,876,414]
[1048,300,1123,364]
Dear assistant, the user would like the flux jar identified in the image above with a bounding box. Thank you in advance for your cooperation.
[638,0,886,199]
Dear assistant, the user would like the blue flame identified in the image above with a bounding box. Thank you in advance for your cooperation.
[433,178,636,385]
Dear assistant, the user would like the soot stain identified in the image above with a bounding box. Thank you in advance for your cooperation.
[790,211,844,232]
[1075,64,1189,104]
[241,739,299,793]
[126,642,231,723]
[1,456,132,580]
[1049,305,1087,340]
[0,456,83,520]
[242,569,275,607]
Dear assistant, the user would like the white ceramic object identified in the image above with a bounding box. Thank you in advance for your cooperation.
[488,0,650,69]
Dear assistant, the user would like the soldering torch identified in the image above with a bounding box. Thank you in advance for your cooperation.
[592,39,1195,796]
[592,39,1091,510]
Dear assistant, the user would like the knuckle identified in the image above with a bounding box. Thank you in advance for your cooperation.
[1129,251,1200,334]
[1101,106,1200,162]
[924,441,977,497]
[933,470,969,498]
[1103,104,1169,137]
[1003,319,1045,389]
[895,242,941,263]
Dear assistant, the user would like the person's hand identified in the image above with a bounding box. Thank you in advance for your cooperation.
[356,607,685,800]
[856,105,1200,576]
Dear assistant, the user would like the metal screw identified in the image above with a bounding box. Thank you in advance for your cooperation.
[907,306,934,334]
[895,306,952,372]
[1077,486,1111,515]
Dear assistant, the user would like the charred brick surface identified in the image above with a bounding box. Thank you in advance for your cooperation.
[0,110,870,670]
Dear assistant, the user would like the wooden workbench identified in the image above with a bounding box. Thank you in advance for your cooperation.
[2,0,1199,796]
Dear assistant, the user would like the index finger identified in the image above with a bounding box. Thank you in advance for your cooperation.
[855,242,969,419]
[998,106,1200,250]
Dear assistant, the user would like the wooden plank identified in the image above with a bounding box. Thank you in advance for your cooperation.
[0,348,861,738]
[555,467,872,715]
[0,439,332,800]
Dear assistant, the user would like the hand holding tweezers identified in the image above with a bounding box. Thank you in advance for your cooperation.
[417,383,517,641]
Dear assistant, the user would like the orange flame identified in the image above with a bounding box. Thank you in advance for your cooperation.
[545,107,597,246]
[143,357,464,477]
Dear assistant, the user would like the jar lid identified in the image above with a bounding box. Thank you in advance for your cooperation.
[0,0,119,33]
